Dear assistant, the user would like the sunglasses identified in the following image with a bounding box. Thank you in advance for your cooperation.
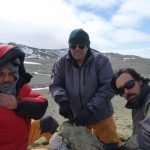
[117,80,135,96]
[70,45,85,50]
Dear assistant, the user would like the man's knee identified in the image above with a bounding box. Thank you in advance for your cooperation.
[40,115,59,134]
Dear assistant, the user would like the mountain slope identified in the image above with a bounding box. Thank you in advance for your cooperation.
[8,42,148,61]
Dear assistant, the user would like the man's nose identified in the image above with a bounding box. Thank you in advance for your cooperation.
[3,75,10,82]
[124,88,130,95]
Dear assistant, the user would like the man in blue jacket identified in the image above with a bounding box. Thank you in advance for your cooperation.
[50,28,122,149]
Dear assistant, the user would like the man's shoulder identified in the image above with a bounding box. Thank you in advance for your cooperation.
[147,91,150,99]
[54,53,69,65]
[18,84,31,96]
[145,91,150,105]
[91,49,108,60]
[90,50,109,65]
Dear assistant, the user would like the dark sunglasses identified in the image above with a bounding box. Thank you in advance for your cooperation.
[117,80,136,96]
[70,45,85,50]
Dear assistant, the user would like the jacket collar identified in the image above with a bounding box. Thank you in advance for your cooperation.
[66,48,94,68]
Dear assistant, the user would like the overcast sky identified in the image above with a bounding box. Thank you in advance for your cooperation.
[0,0,150,58]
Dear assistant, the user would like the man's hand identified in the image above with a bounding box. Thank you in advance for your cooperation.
[103,142,128,150]
[0,93,18,109]
[74,107,93,126]
[59,101,74,122]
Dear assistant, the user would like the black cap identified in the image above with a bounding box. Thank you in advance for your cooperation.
[68,28,90,47]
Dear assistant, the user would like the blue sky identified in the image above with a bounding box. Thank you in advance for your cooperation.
[0,0,150,58]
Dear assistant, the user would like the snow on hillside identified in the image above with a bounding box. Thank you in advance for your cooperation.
[6,42,150,61]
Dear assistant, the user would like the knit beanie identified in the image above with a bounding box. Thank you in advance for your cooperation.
[68,29,90,47]
[0,62,19,95]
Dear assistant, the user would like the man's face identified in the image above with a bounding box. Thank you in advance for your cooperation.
[116,73,142,102]
[70,44,88,65]
[0,67,16,86]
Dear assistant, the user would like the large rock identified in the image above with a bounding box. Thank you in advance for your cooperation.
[49,121,104,150]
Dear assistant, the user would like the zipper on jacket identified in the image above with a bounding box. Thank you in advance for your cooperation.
[79,68,83,109]
[83,67,86,86]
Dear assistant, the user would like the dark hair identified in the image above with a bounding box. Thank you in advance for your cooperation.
[111,68,150,94]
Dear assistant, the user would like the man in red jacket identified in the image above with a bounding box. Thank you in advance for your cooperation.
[0,44,58,150]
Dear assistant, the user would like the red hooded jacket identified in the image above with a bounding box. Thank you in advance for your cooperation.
[0,44,48,150]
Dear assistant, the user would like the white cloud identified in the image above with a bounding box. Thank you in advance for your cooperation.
[112,0,150,28]
[111,28,150,44]
[0,0,150,58]
[68,0,123,9]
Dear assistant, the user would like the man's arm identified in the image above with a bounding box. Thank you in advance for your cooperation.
[125,117,150,149]
[14,84,48,120]
[87,57,114,113]
[73,57,114,126]
[49,61,74,121]
[49,61,69,104]
[126,99,150,149]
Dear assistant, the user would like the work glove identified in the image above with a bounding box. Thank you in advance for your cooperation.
[59,101,74,122]
[103,143,128,150]
[73,107,94,126]
[104,143,127,150]
[40,115,59,134]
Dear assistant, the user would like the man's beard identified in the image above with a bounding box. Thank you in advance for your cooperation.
[127,93,137,102]
[0,80,18,95]
[125,84,150,109]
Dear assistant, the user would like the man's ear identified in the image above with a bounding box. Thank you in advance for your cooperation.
[138,80,143,86]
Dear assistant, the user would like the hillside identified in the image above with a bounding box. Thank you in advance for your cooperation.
[9,42,148,89]
[6,42,150,89]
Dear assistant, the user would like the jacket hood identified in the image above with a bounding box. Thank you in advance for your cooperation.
[0,44,32,91]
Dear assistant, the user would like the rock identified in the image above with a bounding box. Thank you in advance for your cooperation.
[49,121,104,150]
[28,137,49,150]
